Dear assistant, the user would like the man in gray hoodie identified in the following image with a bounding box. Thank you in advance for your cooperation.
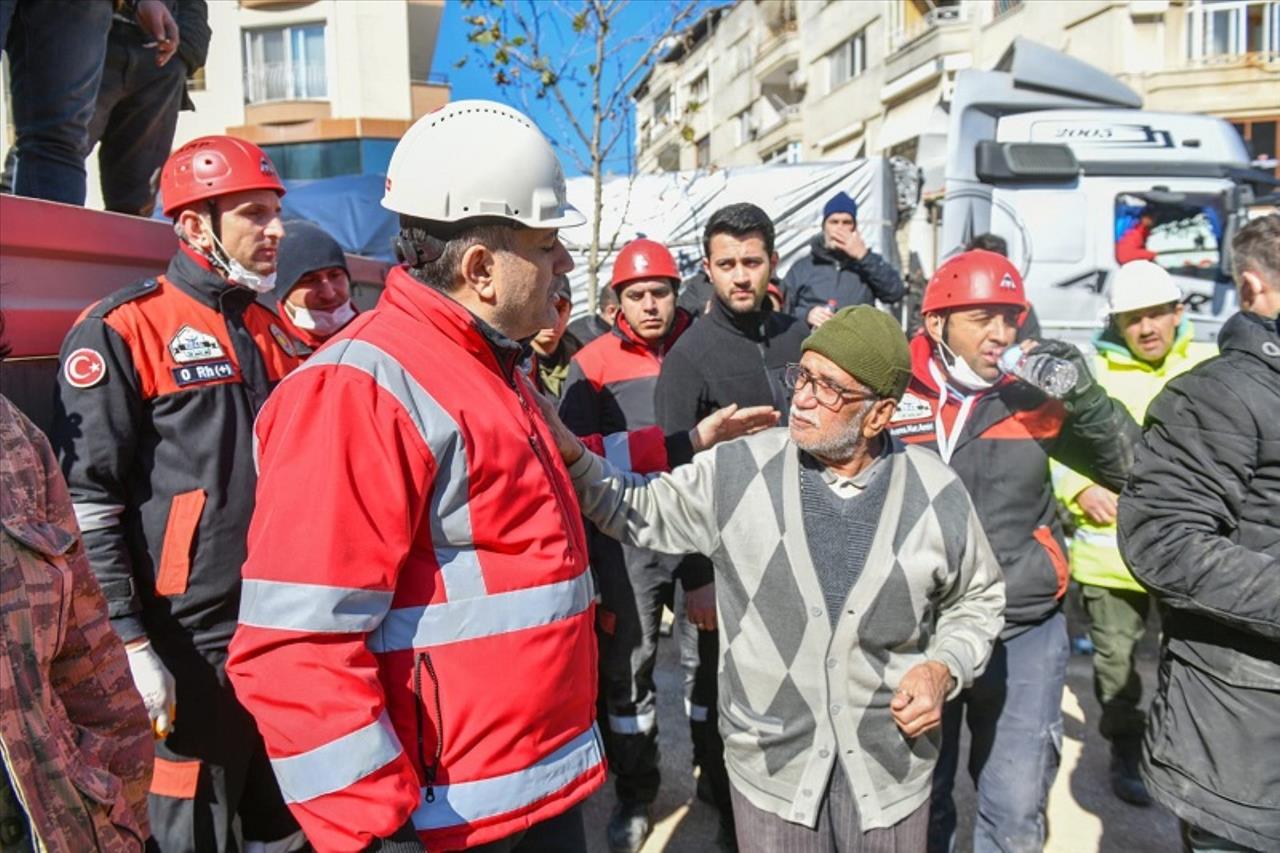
[541,306,1005,852]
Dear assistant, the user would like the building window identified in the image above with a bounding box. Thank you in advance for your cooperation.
[824,29,867,95]
[729,39,754,77]
[653,88,674,125]
[688,71,709,105]
[992,0,1024,18]
[695,134,711,168]
[1232,116,1280,176]
[762,140,802,165]
[1185,0,1279,63]
[733,109,753,146]
[260,138,397,180]
[243,23,327,104]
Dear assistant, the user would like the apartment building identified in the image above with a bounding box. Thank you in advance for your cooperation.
[0,0,449,209]
[632,0,1279,178]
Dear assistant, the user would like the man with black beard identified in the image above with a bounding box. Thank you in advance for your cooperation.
[652,202,809,848]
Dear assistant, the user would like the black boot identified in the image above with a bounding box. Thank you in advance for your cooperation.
[1110,738,1152,807]
[607,800,653,853]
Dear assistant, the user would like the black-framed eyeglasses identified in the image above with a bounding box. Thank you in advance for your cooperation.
[783,363,876,410]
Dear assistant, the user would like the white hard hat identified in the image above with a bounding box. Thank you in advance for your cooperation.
[1107,260,1183,315]
[381,100,584,229]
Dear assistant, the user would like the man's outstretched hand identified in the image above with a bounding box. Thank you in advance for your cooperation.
[690,404,779,453]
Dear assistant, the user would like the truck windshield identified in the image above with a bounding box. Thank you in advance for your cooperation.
[1114,191,1226,282]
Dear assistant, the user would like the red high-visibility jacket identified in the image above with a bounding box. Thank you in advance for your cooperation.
[227,267,606,852]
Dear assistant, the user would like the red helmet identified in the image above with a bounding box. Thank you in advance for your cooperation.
[160,136,285,217]
[921,249,1027,315]
[611,238,680,292]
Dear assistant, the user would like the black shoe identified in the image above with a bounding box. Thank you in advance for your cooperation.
[607,801,653,853]
[1110,747,1152,807]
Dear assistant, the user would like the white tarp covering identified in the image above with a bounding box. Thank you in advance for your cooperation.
[558,158,900,316]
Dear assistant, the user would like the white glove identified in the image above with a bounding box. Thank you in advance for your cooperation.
[125,638,177,739]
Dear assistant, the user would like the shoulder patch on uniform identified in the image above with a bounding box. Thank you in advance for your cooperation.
[169,325,226,363]
[64,348,108,388]
[891,391,933,423]
[86,278,159,319]
[269,324,298,358]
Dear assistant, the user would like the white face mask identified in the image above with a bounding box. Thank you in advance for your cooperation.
[198,216,278,293]
[936,338,995,391]
[287,300,357,336]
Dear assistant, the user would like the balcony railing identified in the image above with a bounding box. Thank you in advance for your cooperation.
[244,61,327,104]
[888,5,968,54]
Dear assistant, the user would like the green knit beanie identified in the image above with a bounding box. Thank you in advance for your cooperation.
[801,305,912,400]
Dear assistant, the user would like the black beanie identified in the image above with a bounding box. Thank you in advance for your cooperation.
[274,220,349,302]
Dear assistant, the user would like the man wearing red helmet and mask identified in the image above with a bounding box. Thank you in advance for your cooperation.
[887,250,1139,853]
[52,136,305,853]
[559,238,706,853]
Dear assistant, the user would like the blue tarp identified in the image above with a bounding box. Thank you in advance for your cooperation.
[280,174,397,261]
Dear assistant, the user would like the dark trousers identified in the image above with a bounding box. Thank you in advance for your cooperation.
[1080,584,1151,742]
[0,0,112,205]
[593,534,724,808]
[928,610,1068,853]
[730,763,929,853]
[466,804,587,853]
[148,636,298,853]
[86,24,187,215]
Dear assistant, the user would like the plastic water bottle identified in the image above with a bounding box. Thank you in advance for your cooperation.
[998,346,1078,399]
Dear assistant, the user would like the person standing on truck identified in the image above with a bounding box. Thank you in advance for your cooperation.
[558,238,697,853]
[1051,260,1215,808]
[784,191,904,329]
[52,135,305,853]
[1118,213,1280,853]
[887,249,1141,853]
[273,219,358,356]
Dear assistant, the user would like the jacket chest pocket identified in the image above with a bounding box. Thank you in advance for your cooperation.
[2,520,77,663]
[156,490,207,596]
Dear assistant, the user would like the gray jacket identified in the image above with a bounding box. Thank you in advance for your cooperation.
[568,429,1004,829]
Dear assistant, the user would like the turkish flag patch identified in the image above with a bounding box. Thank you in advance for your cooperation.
[64,348,107,388]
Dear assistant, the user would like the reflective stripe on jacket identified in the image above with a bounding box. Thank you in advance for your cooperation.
[1052,321,1215,591]
[227,267,605,852]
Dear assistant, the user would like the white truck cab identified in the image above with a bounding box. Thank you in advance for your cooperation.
[939,39,1275,343]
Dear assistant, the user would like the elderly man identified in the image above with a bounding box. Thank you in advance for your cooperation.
[785,191,904,328]
[544,306,1005,852]
[1052,260,1215,806]
[1119,213,1280,853]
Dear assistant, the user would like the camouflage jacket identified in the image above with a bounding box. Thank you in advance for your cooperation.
[0,395,152,851]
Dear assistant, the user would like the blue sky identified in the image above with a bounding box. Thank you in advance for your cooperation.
[431,0,719,176]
